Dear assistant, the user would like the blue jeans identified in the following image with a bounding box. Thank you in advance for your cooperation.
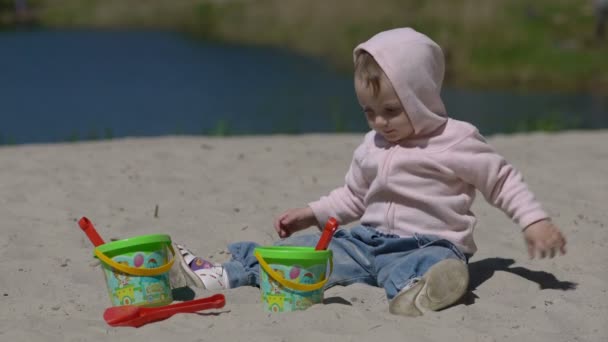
[222,225,467,299]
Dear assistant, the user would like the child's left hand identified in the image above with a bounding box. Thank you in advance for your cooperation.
[523,219,567,259]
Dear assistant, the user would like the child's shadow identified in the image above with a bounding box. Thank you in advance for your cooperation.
[463,257,577,305]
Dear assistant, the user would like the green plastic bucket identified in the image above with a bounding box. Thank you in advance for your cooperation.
[254,246,332,313]
[94,234,174,307]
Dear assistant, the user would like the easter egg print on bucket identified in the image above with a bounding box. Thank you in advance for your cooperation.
[94,234,174,307]
[255,246,332,313]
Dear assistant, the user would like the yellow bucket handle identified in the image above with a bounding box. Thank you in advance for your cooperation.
[94,244,175,277]
[255,251,332,292]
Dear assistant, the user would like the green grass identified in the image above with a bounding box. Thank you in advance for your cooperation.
[59,127,114,143]
[507,111,584,133]
[8,0,608,93]
[0,132,16,145]
[209,120,231,136]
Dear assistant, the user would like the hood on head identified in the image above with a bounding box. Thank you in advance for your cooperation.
[354,27,447,137]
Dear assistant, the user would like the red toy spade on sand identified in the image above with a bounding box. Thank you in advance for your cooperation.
[315,217,339,250]
[104,294,226,328]
[78,217,226,327]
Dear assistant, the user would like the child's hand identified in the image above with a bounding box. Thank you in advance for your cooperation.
[523,219,567,259]
[274,207,318,238]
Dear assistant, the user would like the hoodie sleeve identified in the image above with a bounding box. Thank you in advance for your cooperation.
[446,130,549,229]
[308,137,370,227]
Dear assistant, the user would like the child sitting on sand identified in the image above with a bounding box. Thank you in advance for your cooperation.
[171,27,567,316]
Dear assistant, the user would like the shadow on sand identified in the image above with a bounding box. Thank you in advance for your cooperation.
[172,257,578,309]
[462,257,578,305]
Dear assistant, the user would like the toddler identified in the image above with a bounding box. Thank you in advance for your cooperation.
[172,27,567,316]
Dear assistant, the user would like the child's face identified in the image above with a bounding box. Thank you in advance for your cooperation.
[355,74,414,143]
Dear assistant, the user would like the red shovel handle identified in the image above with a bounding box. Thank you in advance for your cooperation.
[104,294,226,328]
[140,294,226,318]
[315,217,339,250]
[78,216,105,247]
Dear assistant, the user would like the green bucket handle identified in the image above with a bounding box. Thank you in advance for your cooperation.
[254,250,333,292]
[94,244,175,277]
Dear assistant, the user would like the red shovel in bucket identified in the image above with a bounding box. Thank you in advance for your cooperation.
[78,216,105,247]
[315,217,339,250]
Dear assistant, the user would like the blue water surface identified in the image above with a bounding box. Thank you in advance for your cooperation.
[0,30,606,145]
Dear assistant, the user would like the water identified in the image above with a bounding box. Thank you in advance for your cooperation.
[0,30,606,145]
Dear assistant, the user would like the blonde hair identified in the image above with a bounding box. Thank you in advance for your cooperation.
[354,50,385,97]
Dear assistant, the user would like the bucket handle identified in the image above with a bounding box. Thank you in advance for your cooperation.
[254,251,332,292]
[94,244,175,277]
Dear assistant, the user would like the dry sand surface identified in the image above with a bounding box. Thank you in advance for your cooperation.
[0,131,606,341]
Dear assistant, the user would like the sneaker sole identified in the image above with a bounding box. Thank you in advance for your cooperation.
[389,279,425,316]
[416,259,469,311]
[389,259,469,316]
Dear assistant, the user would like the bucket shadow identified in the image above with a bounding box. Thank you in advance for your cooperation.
[462,257,578,305]
[172,286,196,301]
[323,296,352,306]
[194,310,231,316]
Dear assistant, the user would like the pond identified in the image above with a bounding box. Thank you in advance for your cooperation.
[0,30,606,145]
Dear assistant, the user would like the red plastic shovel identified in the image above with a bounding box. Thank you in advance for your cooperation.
[78,216,105,247]
[315,217,339,250]
[104,294,226,328]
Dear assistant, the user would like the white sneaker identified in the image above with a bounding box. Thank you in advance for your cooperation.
[389,259,469,316]
[171,243,230,290]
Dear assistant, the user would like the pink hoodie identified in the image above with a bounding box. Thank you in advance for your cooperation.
[308,28,548,255]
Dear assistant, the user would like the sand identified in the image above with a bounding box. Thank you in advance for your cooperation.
[0,131,606,342]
